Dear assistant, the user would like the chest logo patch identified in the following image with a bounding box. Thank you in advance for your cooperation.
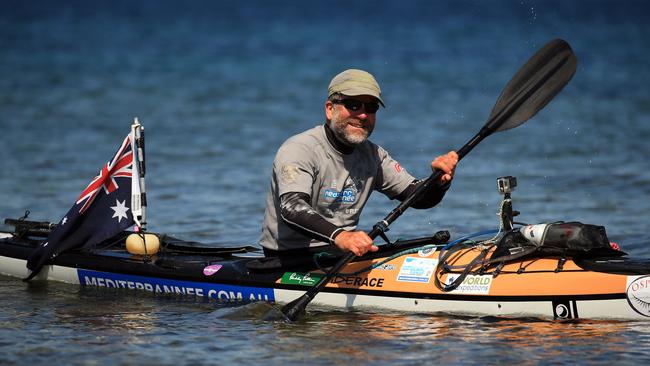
[323,188,357,204]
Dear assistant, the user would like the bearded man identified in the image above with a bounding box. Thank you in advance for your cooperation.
[260,69,458,257]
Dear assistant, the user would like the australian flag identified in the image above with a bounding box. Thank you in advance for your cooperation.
[26,129,138,280]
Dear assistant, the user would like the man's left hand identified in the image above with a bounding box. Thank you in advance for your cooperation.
[431,151,458,184]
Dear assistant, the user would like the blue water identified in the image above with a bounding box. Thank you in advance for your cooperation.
[2,0,650,364]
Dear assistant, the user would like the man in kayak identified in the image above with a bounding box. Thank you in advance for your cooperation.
[260,69,458,257]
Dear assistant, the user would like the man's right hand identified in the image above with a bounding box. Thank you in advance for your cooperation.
[334,230,379,257]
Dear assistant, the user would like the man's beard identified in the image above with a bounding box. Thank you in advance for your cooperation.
[330,110,373,146]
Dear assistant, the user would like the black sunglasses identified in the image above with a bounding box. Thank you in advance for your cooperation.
[331,98,380,114]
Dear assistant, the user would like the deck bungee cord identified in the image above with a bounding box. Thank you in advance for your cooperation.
[313,229,501,277]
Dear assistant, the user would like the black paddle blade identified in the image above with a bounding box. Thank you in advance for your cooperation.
[488,39,577,133]
[280,295,311,321]
[261,303,293,322]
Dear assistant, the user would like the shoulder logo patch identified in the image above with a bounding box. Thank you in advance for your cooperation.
[280,164,300,183]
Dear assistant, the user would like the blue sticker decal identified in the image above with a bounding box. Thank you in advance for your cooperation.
[77,269,275,302]
[323,188,356,203]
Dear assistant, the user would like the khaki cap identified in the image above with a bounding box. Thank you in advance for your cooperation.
[327,69,385,107]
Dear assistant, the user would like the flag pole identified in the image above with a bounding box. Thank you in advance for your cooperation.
[130,117,147,230]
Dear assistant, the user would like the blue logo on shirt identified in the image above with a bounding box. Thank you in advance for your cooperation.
[323,188,357,203]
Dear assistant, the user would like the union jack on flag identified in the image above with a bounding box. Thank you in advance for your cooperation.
[26,124,144,280]
[76,135,133,214]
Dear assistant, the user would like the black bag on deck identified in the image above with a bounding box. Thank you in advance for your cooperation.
[490,222,624,262]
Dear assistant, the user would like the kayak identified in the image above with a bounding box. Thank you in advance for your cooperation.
[2,216,650,321]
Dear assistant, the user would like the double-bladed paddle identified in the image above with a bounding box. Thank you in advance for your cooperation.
[280,39,578,321]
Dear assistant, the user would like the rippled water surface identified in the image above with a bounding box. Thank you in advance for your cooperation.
[1,0,650,364]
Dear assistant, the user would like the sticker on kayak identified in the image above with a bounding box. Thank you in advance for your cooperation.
[77,269,274,302]
[418,246,437,258]
[375,263,395,271]
[445,274,493,295]
[626,276,650,317]
[396,257,437,283]
[203,264,223,276]
[552,299,579,319]
[281,272,323,286]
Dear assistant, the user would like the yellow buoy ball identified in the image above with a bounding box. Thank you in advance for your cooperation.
[126,233,161,255]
